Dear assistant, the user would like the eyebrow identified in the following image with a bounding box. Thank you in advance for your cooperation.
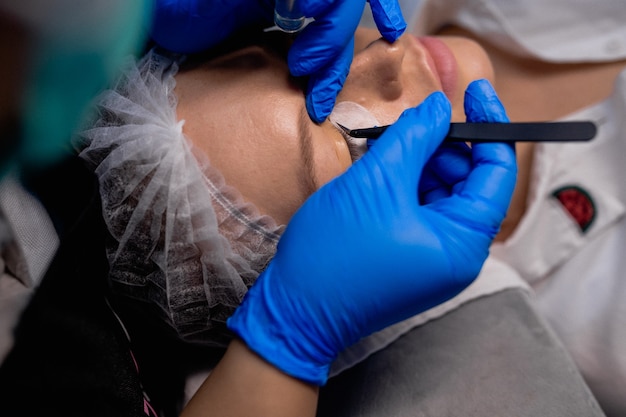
[297,107,318,199]
[181,28,292,70]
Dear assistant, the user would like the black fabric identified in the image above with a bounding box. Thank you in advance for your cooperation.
[0,155,225,417]
[112,295,227,416]
[0,156,150,416]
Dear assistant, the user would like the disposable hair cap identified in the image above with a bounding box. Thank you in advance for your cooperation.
[77,49,284,347]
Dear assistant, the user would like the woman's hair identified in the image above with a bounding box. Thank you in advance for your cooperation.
[76,48,284,347]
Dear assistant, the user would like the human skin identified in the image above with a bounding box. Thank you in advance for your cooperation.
[175,27,494,226]
[177,18,626,411]
[175,28,495,417]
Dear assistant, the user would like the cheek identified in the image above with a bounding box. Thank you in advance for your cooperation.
[439,37,495,121]
[337,76,431,127]
[338,47,441,125]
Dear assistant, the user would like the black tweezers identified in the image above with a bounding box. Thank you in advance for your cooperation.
[338,121,597,142]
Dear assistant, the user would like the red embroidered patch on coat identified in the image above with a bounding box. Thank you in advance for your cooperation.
[552,185,595,232]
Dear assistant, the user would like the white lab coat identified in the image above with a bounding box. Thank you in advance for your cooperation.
[0,177,59,363]
[405,0,626,414]
[493,78,626,416]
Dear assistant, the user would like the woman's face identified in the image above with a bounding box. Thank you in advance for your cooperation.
[175,27,494,225]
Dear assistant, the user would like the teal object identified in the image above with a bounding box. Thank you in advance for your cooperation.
[18,0,153,172]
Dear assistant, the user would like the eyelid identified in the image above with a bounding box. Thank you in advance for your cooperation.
[328,101,379,162]
[331,121,368,162]
[329,101,380,126]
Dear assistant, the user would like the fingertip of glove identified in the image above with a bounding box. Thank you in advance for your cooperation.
[394,92,451,135]
[306,93,332,123]
[397,92,450,126]
[380,25,407,43]
[431,90,452,104]
[464,79,509,123]
[422,91,452,117]
[370,0,407,42]
[377,11,407,42]
[465,79,497,100]
[304,63,349,123]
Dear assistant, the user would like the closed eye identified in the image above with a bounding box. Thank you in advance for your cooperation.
[332,123,367,162]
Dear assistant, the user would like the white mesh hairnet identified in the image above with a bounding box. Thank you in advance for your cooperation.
[76,49,284,347]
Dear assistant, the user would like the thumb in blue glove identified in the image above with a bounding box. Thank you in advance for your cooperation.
[227,80,517,386]
[420,79,516,204]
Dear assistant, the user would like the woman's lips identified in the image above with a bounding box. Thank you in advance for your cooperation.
[413,35,458,100]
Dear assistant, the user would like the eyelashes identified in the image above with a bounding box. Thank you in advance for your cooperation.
[334,124,363,162]
[331,122,369,162]
[328,101,379,162]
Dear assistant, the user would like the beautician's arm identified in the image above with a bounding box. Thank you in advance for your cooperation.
[182,81,515,416]
[181,339,319,417]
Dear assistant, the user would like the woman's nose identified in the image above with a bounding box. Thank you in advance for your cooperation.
[348,37,407,101]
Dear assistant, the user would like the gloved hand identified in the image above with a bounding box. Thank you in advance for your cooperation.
[293,0,405,122]
[420,79,516,204]
[150,0,406,122]
[227,79,517,385]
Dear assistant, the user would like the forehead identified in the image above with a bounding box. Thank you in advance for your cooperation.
[179,28,294,70]
[175,43,306,143]
[174,49,315,225]
[173,29,351,224]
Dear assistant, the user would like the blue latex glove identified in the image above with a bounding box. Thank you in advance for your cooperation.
[293,0,406,122]
[420,80,516,203]
[150,0,406,122]
[228,80,516,385]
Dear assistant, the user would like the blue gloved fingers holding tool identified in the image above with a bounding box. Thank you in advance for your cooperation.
[150,0,406,122]
[228,87,517,386]
[420,79,514,204]
[460,79,517,218]
[292,0,406,122]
